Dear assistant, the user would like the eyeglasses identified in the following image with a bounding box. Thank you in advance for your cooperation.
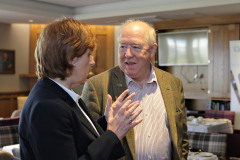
[119,43,147,53]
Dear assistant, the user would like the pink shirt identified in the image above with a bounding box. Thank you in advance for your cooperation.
[125,66,172,160]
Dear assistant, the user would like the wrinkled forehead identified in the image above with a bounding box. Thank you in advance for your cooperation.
[119,24,149,44]
[121,21,149,35]
[123,22,148,34]
[118,39,145,46]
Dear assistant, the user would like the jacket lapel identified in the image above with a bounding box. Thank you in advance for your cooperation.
[110,67,136,159]
[78,98,103,136]
[110,67,127,101]
[154,67,179,157]
[73,102,101,137]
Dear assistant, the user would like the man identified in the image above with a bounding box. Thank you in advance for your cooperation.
[81,19,189,160]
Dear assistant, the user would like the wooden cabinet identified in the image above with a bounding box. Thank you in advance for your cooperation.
[208,24,239,98]
[0,91,29,117]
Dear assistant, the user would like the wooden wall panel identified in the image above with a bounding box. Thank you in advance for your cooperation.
[89,25,114,75]
[208,24,239,98]
[95,35,108,73]
[29,24,46,89]
[30,24,47,75]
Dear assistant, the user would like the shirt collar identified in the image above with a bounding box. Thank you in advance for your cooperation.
[48,78,80,103]
[125,63,157,86]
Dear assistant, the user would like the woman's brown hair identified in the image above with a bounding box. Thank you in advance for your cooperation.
[35,17,96,80]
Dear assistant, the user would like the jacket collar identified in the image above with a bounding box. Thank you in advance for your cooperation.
[154,67,179,157]
[110,66,128,101]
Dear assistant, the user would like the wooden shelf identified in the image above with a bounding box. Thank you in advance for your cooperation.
[184,93,231,101]
[184,91,210,100]
[187,110,205,117]
[210,97,230,101]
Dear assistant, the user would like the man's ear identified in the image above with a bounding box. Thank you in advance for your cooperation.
[150,43,158,58]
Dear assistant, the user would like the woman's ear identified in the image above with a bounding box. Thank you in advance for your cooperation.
[69,57,78,66]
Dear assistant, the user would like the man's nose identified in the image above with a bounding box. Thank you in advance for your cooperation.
[125,47,133,57]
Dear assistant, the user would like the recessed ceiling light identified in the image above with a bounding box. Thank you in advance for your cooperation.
[28,20,34,23]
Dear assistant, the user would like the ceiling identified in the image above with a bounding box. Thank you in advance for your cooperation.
[0,0,240,25]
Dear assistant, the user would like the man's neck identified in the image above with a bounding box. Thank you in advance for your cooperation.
[133,68,152,88]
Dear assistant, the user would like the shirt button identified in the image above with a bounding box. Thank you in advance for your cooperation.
[148,134,151,138]
[145,113,148,116]
[148,155,152,159]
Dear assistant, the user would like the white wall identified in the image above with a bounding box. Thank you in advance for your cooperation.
[230,40,240,129]
[0,23,30,92]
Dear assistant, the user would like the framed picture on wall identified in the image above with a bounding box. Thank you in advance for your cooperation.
[0,49,15,74]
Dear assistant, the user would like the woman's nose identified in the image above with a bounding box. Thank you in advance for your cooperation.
[90,56,95,66]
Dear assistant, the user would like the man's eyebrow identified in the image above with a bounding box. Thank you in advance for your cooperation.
[119,42,142,45]
[119,41,127,44]
[132,43,142,45]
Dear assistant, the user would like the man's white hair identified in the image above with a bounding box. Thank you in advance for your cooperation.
[117,19,156,46]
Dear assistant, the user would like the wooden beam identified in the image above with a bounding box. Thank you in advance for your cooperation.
[154,14,240,30]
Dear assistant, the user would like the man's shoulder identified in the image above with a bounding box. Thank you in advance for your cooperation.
[153,66,181,82]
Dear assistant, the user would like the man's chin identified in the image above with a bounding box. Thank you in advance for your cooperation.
[125,71,137,78]
[120,65,137,76]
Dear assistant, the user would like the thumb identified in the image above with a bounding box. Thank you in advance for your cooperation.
[105,94,113,121]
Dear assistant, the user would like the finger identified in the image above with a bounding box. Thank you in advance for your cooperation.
[116,89,129,102]
[122,92,136,104]
[117,100,132,115]
[127,101,139,111]
[125,102,140,118]
[106,94,113,120]
[129,108,143,122]
[130,118,143,128]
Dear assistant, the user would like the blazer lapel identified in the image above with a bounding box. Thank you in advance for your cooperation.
[110,67,136,159]
[110,67,127,101]
[73,103,101,137]
[78,98,103,135]
[154,67,179,157]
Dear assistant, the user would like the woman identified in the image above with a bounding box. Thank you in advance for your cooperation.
[19,18,142,160]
